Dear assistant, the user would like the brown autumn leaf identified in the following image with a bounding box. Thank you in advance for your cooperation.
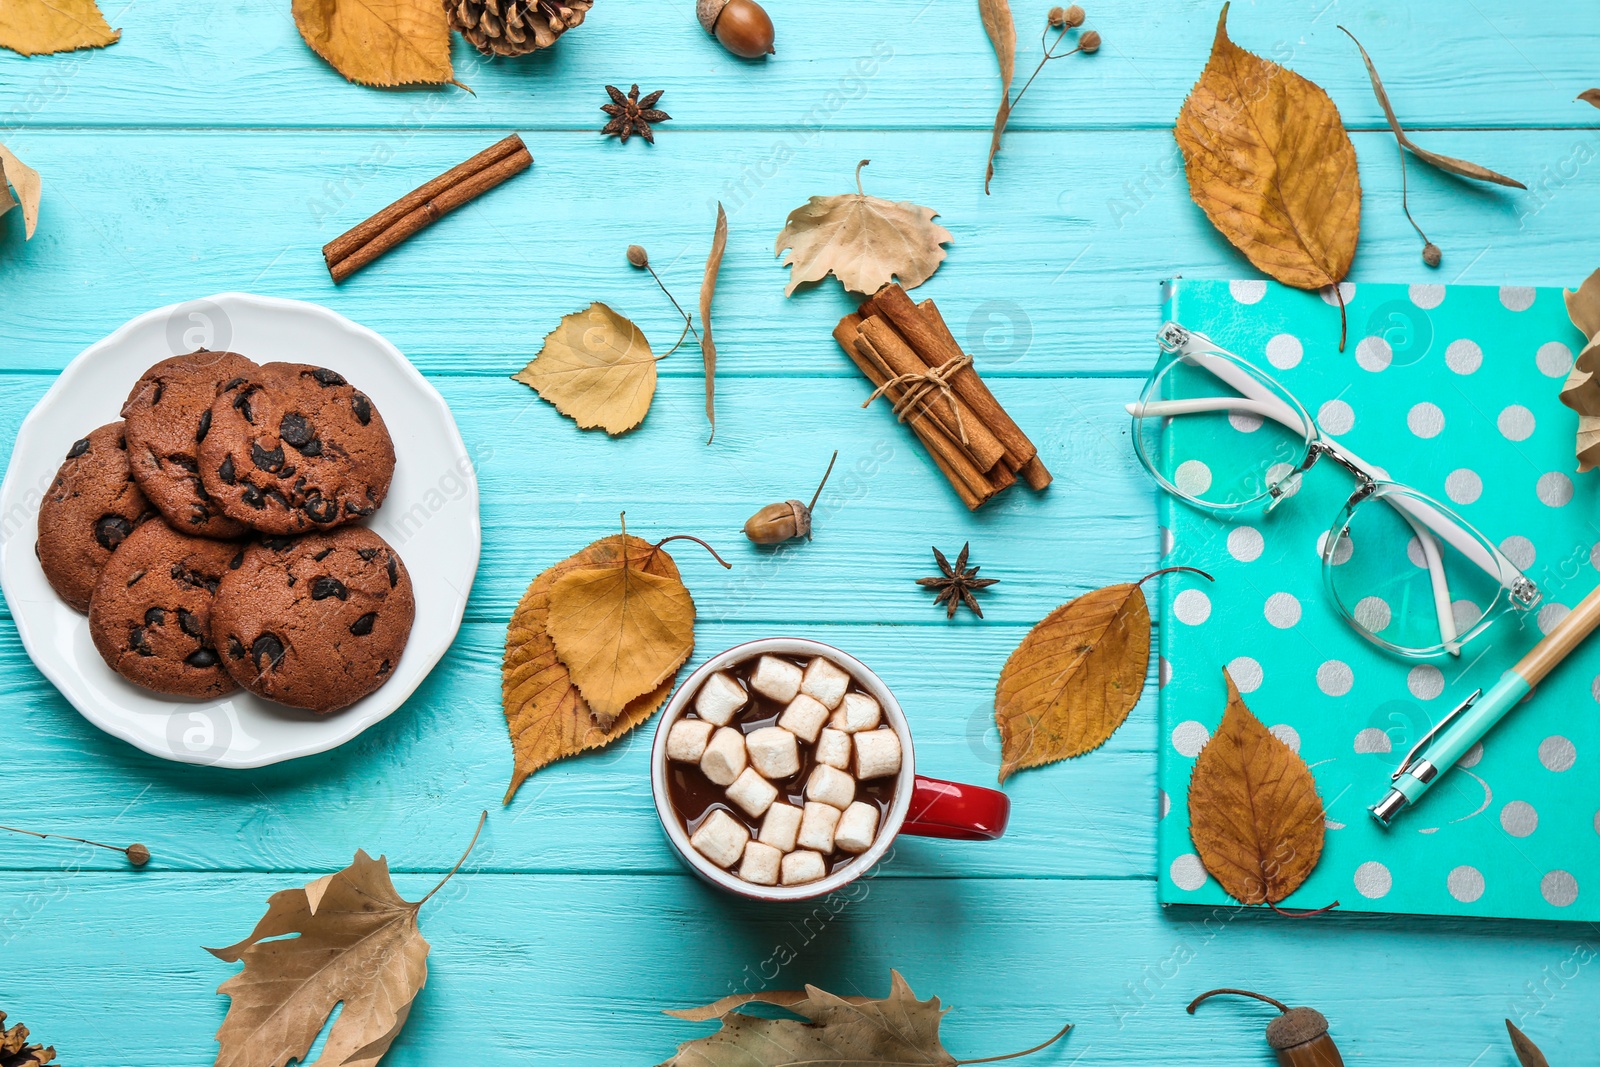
[994,579,1151,782]
[0,0,118,57]
[1559,268,1600,469]
[0,144,41,241]
[979,0,1017,193]
[657,971,1071,1067]
[700,202,727,443]
[1175,4,1360,345]
[1506,1019,1550,1067]
[1188,668,1326,907]
[207,817,483,1067]
[501,533,679,802]
[292,0,455,88]
[513,302,659,436]
[1580,89,1600,110]
[545,529,696,730]
[0,1010,55,1067]
[774,160,953,296]
[1575,404,1600,473]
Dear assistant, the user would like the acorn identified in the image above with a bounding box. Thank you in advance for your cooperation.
[744,451,837,544]
[1188,989,1344,1067]
[698,0,776,58]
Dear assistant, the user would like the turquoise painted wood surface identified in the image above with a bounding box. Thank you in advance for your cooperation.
[1,1,1598,1063]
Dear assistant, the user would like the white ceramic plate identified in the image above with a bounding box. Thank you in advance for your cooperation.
[0,294,480,768]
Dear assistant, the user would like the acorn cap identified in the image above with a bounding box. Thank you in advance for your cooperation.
[697,0,729,32]
[1265,1007,1329,1051]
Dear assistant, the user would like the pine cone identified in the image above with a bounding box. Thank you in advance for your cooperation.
[445,0,593,57]
[0,1013,56,1067]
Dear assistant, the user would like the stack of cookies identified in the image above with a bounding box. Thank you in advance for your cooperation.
[36,350,416,714]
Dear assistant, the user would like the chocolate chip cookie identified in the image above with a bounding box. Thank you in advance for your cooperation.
[211,527,414,713]
[87,520,240,697]
[122,350,258,538]
[36,421,156,612]
[197,363,395,536]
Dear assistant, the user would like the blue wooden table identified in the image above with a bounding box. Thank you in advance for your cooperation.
[2,1,1598,1063]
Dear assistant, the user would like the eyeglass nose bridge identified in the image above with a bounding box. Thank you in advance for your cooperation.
[1263,443,1325,513]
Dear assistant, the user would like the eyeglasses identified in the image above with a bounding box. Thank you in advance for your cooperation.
[1129,321,1539,659]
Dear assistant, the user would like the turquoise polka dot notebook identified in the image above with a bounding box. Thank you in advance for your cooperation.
[1155,278,1600,921]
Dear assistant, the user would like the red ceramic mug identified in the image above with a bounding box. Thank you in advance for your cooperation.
[651,637,1010,901]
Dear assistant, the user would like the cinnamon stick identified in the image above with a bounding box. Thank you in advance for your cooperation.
[856,315,1008,472]
[323,134,533,284]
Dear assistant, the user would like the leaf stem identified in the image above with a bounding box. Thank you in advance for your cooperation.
[0,823,135,859]
[1268,899,1341,918]
[1011,28,1083,116]
[1136,565,1214,588]
[417,810,487,908]
[1187,988,1290,1015]
[645,263,700,353]
[654,534,734,569]
[854,159,870,196]
[956,1021,1073,1064]
[806,451,840,514]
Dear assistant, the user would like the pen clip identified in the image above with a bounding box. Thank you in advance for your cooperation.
[1393,688,1481,781]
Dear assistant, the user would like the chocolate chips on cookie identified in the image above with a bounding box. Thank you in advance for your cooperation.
[36,421,155,612]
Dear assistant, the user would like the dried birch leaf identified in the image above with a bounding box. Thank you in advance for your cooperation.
[545,534,695,730]
[1580,89,1600,109]
[979,0,1017,193]
[1175,4,1359,343]
[1506,1020,1551,1067]
[658,971,1071,1067]
[501,534,678,802]
[994,580,1150,782]
[1341,29,1523,189]
[0,144,41,241]
[514,302,658,436]
[1565,267,1600,342]
[774,160,952,296]
[0,0,118,57]
[1188,669,1326,907]
[292,0,455,88]
[700,202,727,443]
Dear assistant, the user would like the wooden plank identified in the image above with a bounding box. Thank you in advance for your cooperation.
[0,128,1590,377]
[0,1,1593,131]
[0,872,1594,1065]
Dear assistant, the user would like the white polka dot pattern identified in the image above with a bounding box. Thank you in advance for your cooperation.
[1541,870,1578,907]
[1407,665,1444,700]
[1170,854,1207,891]
[1265,333,1303,369]
[1499,535,1535,570]
[1445,469,1483,504]
[1227,656,1263,693]
[1355,336,1391,372]
[1539,736,1576,772]
[1316,660,1353,697]
[1353,727,1391,754]
[1445,339,1482,374]
[1409,284,1444,310]
[1317,399,1355,435]
[1172,589,1211,625]
[1500,800,1538,837]
[1537,472,1574,507]
[1407,402,1445,438]
[1171,721,1209,758]
[1174,459,1212,497]
[1536,340,1573,377]
[1227,526,1264,562]
[1354,861,1392,899]
[1264,592,1301,628]
[1499,286,1536,311]
[1447,866,1485,903]
[1229,280,1266,304]
[1498,405,1536,441]
[1269,723,1299,752]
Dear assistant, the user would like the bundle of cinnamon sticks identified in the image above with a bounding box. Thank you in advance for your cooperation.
[834,285,1051,510]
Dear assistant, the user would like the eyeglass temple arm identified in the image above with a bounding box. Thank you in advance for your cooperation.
[1398,512,1462,656]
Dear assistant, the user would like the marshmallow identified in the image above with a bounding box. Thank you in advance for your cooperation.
[835,801,880,854]
[854,728,902,780]
[666,718,715,763]
[800,656,851,710]
[727,767,779,818]
[830,690,882,733]
[695,671,748,726]
[779,694,831,743]
[746,726,801,779]
[690,809,749,869]
[739,841,783,886]
[815,728,852,770]
[750,655,803,703]
[805,763,856,810]
[700,727,747,786]
[759,802,803,852]
[797,801,841,853]
[781,849,827,885]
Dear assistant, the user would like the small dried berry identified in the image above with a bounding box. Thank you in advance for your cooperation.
[1423,242,1442,268]
[126,843,151,866]
[1079,29,1100,52]
[1064,4,1086,27]
[627,245,649,268]
[1048,6,1066,26]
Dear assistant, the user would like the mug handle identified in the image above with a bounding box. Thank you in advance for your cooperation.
[899,775,1010,840]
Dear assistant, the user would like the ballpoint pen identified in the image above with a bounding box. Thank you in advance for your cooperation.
[1371,579,1600,826]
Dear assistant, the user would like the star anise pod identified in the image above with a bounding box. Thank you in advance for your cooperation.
[916,543,999,619]
[601,84,670,144]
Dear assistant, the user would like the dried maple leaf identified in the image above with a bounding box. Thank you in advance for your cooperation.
[0,0,118,57]
[994,576,1155,782]
[700,202,727,443]
[208,816,484,1067]
[0,144,41,241]
[0,1010,55,1067]
[544,521,697,730]
[1580,89,1600,110]
[1175,4,1360,347]
[513,302,659,436]
[658,971,1071,1067]
[1188,669,1326,908]
[292,0,455,88]
[774,160,952,297]
[1559,268,1600,469]
[1507,1019,1550,1067]
[502,533,679,802]
[979,0,1017,193]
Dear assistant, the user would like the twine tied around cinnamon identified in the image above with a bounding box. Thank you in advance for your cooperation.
[862,352,974,445]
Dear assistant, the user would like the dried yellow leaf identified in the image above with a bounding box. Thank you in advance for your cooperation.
[545,537,695,730]
[501,534,678,803]
[514,302,659,436]
[292,0,454,88]
[700,203,727,443]
[979,0,1017,193]
[0,0,118,57]
[994,580,1150,782]
[1175,4,1360,335]
[774,161,952,296]
[0,144,41,241]
[1188,669,1326,906]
